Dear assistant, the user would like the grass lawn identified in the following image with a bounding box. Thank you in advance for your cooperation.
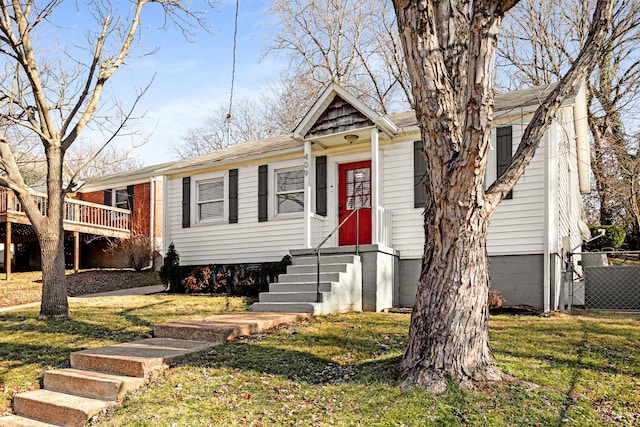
[0,294,251,415]
[0,270,162,308]
[2,292,638,426]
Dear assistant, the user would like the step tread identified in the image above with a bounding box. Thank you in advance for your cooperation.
[154,312,310,342]
[70,338,213,378]
[44,368,145,402]
[13,389,115,427]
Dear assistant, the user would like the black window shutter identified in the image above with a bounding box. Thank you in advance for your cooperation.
[315,156,327,216]
[258,165,268,222]
[182,176,191,228]
[496,126,513,199]
[104,189,112,206]
[229,169,238,224]
[126,185,135,214]
[413,141,428,208]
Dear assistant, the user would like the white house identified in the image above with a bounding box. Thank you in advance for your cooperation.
[157,83,590,313]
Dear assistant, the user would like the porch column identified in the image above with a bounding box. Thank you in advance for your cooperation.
[73,231,80,273]
[303,140,313,248]
[371,128,380,245]
[4,220,10,281]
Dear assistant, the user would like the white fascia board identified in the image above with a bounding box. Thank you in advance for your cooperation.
[163,146,305,178]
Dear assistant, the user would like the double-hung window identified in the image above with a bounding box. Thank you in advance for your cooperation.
[276,169,304,214]
[197,179,224,221]
[114,189,130,209]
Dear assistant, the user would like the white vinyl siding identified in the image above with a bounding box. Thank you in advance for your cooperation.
[381,138,424,259]
[166,161,306,265]
[486,120,546,255]
[383,119,551,259]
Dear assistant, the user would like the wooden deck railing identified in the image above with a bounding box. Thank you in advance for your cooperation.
[0,188,131,233]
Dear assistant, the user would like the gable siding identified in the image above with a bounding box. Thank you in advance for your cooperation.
[166,162,306,265]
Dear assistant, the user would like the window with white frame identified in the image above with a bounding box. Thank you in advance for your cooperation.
[197,179,224,221]
[114,189,130,209]
[276,168,304,214]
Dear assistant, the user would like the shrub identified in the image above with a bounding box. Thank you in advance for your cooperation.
[212,272,231,294]
[488,290,506,310]
[234,278,260,297]
[584,225,626,251]
[169,255,292,296]
[104,232,154,272]
[159,243,181,292]
[182,266,212,293]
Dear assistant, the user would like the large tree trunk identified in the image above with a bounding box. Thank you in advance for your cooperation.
[400,185,501,393]
[393,0,508,393]
[38,147,69,318]
[393,0,613,393]
[37,225,68,318]
[17,145,70,318]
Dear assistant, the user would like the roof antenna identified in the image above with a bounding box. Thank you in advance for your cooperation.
[226,0,239,147]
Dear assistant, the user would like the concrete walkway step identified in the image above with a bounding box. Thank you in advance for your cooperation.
[4,312,310,427]
[44,368,145,402]
[154,312,310,342]
[13,389,115,427]
[70,338,213,378]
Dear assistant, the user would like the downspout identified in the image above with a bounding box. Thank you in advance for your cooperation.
[543,129,551,313]
[303,140,312,248]
[162,174,169,259]
[147,176,155,271]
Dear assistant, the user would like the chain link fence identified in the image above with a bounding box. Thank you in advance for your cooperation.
[575,251,640,311]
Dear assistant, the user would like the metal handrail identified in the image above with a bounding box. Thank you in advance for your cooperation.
[313,206,363,303]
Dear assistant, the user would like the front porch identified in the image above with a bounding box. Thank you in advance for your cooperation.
[0,188,131,279]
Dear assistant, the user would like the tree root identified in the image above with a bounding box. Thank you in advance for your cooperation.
[400,365,506,394]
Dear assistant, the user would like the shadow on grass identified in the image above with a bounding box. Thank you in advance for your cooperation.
[178,340,403,387]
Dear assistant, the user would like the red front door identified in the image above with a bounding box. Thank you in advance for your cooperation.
[338,160,372,246]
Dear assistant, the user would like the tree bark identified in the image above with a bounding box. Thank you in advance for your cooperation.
[400,187,501,393]
[37,225,68,318]
[393,0,613,392]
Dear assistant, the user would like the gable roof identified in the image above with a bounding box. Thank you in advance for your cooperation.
[293,83,398,140]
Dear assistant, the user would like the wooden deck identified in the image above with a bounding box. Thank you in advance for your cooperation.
[0,188,132,280]
[0,188,131,239]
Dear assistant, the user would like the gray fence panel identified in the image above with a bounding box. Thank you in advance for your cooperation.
[584,266,640,311]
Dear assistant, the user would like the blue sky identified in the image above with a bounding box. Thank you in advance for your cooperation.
[73,0,282,165]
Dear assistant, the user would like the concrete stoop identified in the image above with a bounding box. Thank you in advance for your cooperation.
[3,312,309,427]
[250,254,363,314]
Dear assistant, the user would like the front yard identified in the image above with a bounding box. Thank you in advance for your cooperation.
[0,270,162,308]
[0,287,638,425]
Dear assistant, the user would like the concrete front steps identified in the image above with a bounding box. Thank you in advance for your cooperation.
[3,313,309,427]
[250,253,362,314]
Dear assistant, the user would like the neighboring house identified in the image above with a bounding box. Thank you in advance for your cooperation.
[77,163,167,269]
[155,83,589,312]
[1,153,144,275]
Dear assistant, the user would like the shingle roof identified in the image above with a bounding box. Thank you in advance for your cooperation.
[89,84,577,180]
[155,134,301,174]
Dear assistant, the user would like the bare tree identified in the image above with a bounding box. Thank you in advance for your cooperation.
[0,0,212,318]
[392,0,613,392]
[266,0,412,113]
[176,75,321,159]
[66,140,143,181]
[498,0,640,234]
[175,97,288,159]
